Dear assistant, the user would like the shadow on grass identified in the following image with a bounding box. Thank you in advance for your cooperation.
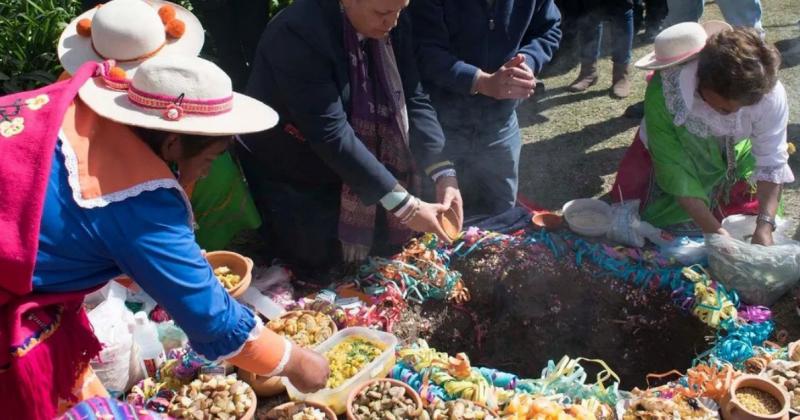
[517,114,638,208]
[776,38,800,69]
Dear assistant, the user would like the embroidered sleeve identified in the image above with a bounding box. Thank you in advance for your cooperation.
[751,164,796,184]
[93,187,259,360]
[750,81,792,173]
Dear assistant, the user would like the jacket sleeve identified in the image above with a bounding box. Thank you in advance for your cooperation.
[397,15,454,179]
[518,0,562,75]
[410,0,481,95]
[261,27,398,205]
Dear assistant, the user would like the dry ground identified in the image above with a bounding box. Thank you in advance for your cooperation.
[518,0,800,238]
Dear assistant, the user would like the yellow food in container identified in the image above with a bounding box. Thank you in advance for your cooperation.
[214,265,242,290]
[283,327,399,415]
[324,337,384,389]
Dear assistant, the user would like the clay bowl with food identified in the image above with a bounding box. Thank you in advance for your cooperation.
[240,310,337,397]
[437,208,461,241]
[430,399,499,420]
[266,401,337,420]
[721,374,790,420]
[169,374,257,420]
[346,378,423,420]
[206,251,253,299]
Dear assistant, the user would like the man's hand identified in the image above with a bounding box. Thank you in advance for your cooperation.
[435,176,463,233]
[282,346,330,393]
[475,54,536,100]
[404,199,451,242]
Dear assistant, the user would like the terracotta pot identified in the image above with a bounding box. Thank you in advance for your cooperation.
[721,374,790,420]
[206,251,253,299]
[266,401,337,420]
[438,208,461,241]
[239,388,257,420]
[346,378,423,420]
[238,369,286,397]
[531,211,563,229]
[241,310,337,397]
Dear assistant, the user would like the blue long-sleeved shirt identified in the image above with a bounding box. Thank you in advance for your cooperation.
[32,140,256,360]
[410,0,562,96]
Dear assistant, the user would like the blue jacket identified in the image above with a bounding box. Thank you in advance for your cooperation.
[241,0,451,206]
[410,0,561,97]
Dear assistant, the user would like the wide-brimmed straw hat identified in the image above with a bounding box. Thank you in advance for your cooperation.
[58,0,204,76]
[634,20,733,70]
[79,56,278,136]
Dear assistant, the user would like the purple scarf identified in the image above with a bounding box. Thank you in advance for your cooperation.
[338,14,418,248]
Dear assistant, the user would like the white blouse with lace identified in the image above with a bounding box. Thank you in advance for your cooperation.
[641,59,795,185]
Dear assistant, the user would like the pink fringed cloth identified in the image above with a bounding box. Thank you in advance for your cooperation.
[0,62,103,420]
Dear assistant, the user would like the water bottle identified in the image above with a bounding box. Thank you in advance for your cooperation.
[132,311,166,378]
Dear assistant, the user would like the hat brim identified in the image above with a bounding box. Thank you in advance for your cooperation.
[78,77,279,136]
[634,20,733,71]
[634,51,699,70]
[58,0,203,76]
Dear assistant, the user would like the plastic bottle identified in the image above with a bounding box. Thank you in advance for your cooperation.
[132,311,166,378]
[241,287,286,320]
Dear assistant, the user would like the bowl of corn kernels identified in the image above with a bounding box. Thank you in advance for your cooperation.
[206,251,253,299]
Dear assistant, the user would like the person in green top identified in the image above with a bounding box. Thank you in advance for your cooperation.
[612,22,793,246]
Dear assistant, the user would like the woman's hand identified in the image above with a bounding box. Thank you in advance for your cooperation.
[751,223,775,246]
[283,346,330,393]
[435,176,464,232]
[404,199,450,241]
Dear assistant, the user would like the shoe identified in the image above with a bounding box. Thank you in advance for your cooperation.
[612,63,631,98]
[568,62,598,92]
[624,101,644,119]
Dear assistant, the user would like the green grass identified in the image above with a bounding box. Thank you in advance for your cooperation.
[0,0,82,93]
[519,0,800,239]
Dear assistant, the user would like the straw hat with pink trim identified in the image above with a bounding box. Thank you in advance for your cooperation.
[634,20,733,70]
[79,56,278,136]
[58,0,204,77]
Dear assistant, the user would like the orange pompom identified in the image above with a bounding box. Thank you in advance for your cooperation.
[165,19,185,39]
[158,5,177,24]
[76,18,92,37]
[108,66,127,80]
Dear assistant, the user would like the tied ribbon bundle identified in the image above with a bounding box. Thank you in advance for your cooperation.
[681,266,738,329]
[644,364,738,402]
[513,356,621,407]
[341,284,406,332]
[393,340,621,411]
[358,234,469,304]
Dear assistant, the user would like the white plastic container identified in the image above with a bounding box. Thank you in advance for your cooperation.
[132,311,166,378]
[562,198,613,237]
[283,327,398,414]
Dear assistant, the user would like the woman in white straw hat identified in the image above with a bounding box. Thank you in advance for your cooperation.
[611,21,793,246]
[0,56,329,418]
[59,0,265,252]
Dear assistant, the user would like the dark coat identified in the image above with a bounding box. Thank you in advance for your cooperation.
[240,0,450,206]
[410,0,562,97]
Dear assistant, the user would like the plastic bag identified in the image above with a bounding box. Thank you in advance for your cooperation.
[157,321,188,353]
[87,282,145,394]
[707,234,800,306]
[722,214,797,245]
[606,200,646,247]
[661,236,707,266]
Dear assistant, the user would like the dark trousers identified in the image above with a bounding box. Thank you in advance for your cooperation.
[577,6,634,65]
